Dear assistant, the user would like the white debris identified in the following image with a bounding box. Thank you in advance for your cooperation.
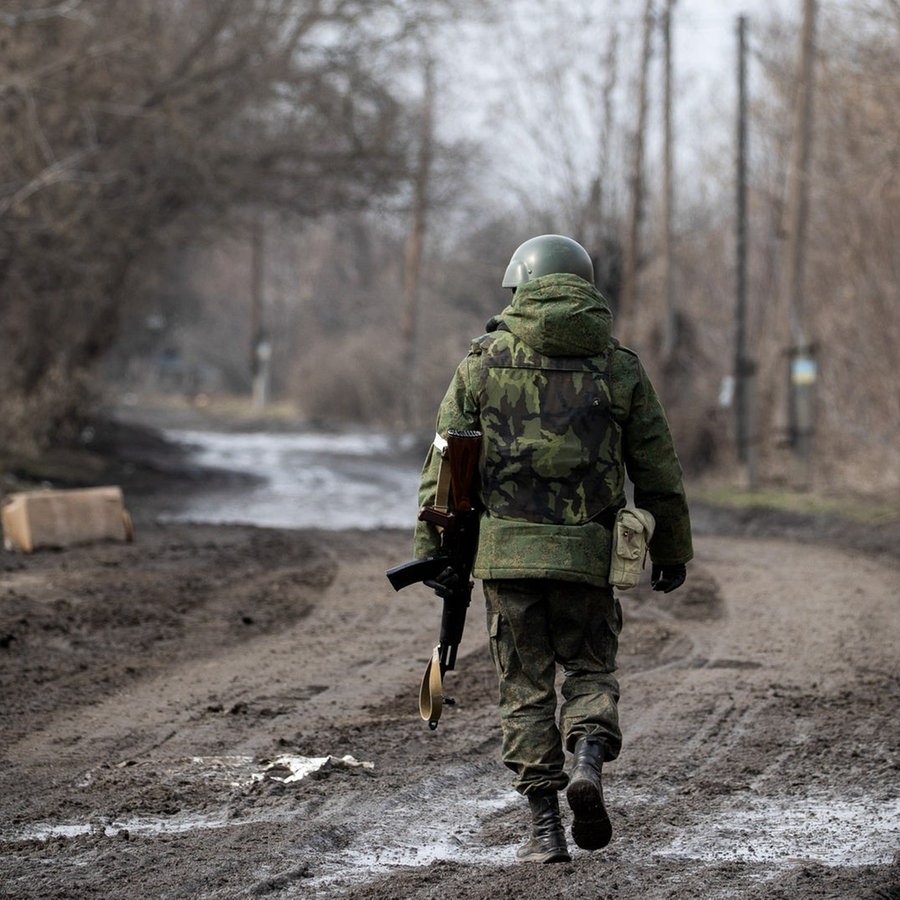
[253,754,374,784]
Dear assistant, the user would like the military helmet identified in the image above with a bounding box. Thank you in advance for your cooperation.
[501,234,594,288]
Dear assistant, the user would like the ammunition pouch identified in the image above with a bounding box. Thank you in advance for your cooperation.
[609,507,656,589]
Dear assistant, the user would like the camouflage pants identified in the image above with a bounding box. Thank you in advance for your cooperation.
[483,578,622,796]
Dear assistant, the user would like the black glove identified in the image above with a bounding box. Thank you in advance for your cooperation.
[424,566,461,599]
[651,563,686,593]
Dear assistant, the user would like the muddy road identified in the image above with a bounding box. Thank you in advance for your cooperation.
[1,505,898,898]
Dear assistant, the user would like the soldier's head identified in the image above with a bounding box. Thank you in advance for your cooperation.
[501,234,594,290]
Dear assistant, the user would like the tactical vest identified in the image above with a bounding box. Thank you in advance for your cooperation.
[475,330,624,526]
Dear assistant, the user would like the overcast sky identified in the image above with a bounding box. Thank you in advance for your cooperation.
[428,0,816,218]
[675,0,795,83]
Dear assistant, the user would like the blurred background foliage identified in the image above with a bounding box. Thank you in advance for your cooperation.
[1,0,897,495]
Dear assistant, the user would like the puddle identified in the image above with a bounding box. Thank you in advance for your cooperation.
[158,428,422,529]
[14,813,236,842]
[302,790,520,890]
[6,754,373,844]
[5,764,521,893]
[6,755,897,890]
[654,791,900,867]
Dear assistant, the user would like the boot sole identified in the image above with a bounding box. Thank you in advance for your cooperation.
[566,778,612,850]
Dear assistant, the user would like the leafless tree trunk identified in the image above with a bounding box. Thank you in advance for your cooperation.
[661,0,676,359]
[401,56,436,431]
[621,0,655,327]
[734,14,758,488]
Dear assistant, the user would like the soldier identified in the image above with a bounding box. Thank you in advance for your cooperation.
[414,234,693,862]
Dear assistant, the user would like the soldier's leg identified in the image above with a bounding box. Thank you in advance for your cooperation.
[547,581,622,758]
[483,579,567,795]
[547,580,621,850]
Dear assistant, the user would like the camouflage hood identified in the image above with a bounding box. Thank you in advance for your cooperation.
[493,273,612,357]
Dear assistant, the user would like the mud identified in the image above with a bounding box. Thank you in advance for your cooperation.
[1,463,898,898]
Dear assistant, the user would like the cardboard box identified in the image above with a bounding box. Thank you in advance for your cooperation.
[2,486,134,553]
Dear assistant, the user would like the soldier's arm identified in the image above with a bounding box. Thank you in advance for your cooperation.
[615,350,693,565]
[413,350,482,559]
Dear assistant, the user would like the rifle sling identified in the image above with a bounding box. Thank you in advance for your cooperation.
[419,646,443,729]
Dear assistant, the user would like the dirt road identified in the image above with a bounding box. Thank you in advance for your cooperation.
[1,508,898,898]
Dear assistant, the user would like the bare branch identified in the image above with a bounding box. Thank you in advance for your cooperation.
[0,0,87,27]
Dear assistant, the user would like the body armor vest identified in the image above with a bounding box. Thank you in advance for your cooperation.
[476,331,624,526]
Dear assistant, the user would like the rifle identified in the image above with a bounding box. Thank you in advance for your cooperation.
[385,428,482,729]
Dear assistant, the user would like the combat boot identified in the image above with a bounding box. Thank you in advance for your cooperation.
[516,791,571,863]
[566,736,612,850]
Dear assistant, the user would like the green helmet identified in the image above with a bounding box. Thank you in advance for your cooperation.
[501,234,594,288]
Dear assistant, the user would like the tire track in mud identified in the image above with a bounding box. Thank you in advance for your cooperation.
[606,536,899,884]
[2,528,424,766]
[3,528,898,899]
[301,532,899,897]
[240,547,762,893]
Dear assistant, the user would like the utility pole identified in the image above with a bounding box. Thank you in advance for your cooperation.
[780,0,819,487]
[735,14,757,488]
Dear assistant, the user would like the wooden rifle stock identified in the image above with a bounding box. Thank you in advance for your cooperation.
[446,429,481,512]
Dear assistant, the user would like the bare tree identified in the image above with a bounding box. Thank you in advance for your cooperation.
[0,0,452,454]
[745,0,899,489]
[799,0,899,486]
[400,56,436,430]
[619,0,656,327]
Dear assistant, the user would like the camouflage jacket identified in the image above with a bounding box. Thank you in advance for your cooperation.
[414,273,693,585]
